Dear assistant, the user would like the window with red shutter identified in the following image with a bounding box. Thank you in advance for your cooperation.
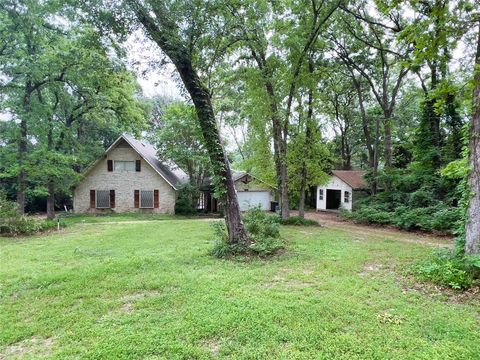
[154,190,159,208]
[90,190,95,208]
[134,190,139,208]
[110,190,115,208]
[107,160,113,172]
[135,160,141,172]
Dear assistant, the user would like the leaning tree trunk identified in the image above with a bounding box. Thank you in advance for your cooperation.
[465,21,480,255]
[132,4,249,245]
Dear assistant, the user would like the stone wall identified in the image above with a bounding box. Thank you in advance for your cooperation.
[73,143,176,214]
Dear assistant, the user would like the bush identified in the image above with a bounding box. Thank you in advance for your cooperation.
[211,208,284,258]
[411,249,479,289]
[340,202,460,234]
[393,206,432,231]
[0,190,62,236]
[175,184,200,215]
[342,205,393,225]
[0,216,60,236]
[280,216,319,226]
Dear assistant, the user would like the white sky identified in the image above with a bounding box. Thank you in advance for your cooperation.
[124,31,181,99]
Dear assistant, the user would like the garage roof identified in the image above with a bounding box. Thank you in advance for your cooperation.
[332,170,368,190]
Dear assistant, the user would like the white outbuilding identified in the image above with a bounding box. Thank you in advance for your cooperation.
[316,170,369,212]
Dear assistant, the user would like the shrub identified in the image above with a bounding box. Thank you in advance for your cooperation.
[280,216,319,226]
[0,191,62,236]
[211,208,284,258]
[175,184,200,215]
[0,216,60,236]
[342,206,393,225]
[341,201,460,234]
[408,187,438,208]
[242,207,281,240]
[393,206,432,231]
[411,249,479,289]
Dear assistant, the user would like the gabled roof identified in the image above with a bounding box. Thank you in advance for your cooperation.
[332,170,368,190]
[80,134,189,190]
[232,171,277,189]
[200,170,276,190]
[120,134,189,189]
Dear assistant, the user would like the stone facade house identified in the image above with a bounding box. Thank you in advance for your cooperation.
[73,134,275,214]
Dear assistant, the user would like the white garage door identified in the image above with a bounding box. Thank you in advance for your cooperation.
[237,191,270,211]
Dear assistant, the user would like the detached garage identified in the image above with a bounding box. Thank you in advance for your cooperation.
[199,171,277,213]
[233,172,276,211]
[316,170,369,212]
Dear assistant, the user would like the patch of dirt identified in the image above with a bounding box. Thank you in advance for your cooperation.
[118,291,160,313]
[262,267,318,289]
[401,276,480,305]
[0,336,53,359]
[201,338,221,356]
[292,211,454,248]
[359,263,383,277]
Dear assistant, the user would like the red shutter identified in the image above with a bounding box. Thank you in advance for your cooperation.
[134,190,139,208]
[110,190,115,208]
[154,190,159,208]
[135,160,141,172]
[90,190,96,208]
[107,160,113,172]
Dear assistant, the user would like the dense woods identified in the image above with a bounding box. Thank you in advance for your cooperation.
[0,0,479,256]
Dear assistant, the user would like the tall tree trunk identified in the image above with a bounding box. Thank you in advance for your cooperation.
[17,81,32,214]
[352,75,376,193]
[298,57,315,218]
[383,111,393,191]
[17,117,27,214]
[372,115,381,195]
[264,79,290,220]
[46,126,55,220]
[465,21,480,255]
[46,181,55,220]
[132,5,249,245]
[179,67,248,245]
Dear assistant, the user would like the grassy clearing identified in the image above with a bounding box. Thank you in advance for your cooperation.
[0,217,478,359]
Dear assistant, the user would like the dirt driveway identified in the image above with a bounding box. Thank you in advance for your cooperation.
[293,211,454,248]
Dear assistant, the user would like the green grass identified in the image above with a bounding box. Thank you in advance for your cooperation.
[0,218,479,359]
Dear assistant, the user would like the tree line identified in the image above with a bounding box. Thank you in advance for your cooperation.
[0,0,478,255]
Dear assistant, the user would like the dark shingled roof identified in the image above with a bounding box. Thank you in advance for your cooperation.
[332,170,368,190]
[119,134,189,189]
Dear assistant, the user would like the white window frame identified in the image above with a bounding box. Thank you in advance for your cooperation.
[344,191,350,203]
[96,190,111,209]
[140,190,154,209]
[319,189,324,201]
[114,160,135,172]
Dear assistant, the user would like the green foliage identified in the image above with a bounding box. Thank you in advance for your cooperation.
[175,184,200,215]
[154,102,211,188]
[280,216,319,226]
[0,190,63,235]
[411,250,479,290]
[0,1,146,212]
[211,208,284,258]
[343,203,460,233]
[0,217,60,236]
[342,205,394,225]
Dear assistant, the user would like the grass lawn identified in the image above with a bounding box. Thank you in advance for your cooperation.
[0,216,479,359]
